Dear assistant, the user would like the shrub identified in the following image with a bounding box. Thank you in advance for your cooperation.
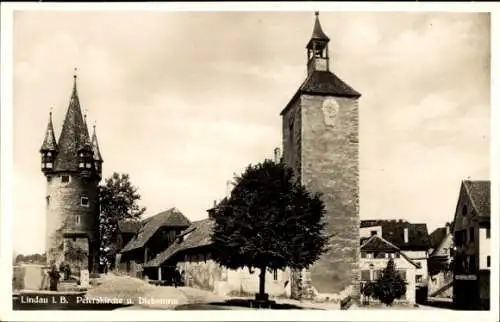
[372,258,407,306]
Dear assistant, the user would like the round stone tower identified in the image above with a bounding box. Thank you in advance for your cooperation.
[40,72,103,274]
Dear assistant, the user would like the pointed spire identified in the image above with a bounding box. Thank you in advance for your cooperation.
[40,109,58,152]
[91,123,103,162]
[53,71,93,171]
[71,68,78,100]
[307,11,330,49]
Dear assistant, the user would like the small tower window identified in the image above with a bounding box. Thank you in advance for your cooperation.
[47,152,52,157]
[46,195,50,206]
[81,197,89,207]
[273,269,278,281]
[61,175,70,183]
[79,162,84,168]
[46,162,53,169]
[85,162,92,169]
[76,215,81,225]
[462,205,467,217]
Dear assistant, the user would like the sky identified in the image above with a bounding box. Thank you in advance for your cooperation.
[11,11,490,255]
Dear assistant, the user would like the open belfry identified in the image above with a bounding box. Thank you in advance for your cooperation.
[40,71,103,274]
[281,12,361,299]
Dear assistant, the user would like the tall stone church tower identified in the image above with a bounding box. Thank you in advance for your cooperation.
[40,73,103,274]
[281,13,361,299]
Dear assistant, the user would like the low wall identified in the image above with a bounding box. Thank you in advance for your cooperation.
[178,259,291,298]
[13,265,48,291]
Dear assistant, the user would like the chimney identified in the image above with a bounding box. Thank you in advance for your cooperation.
[274,147,281,163]
[404,228,409,243]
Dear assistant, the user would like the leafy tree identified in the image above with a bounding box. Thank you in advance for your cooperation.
[99,172,146,268]
[372,258,407,306]
[14,253,46,265]
[211,159,329,300]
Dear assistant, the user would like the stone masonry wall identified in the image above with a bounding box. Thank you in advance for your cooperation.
[300,94,360,299]
[282,98,302,180]
[45,172,99,271]
[282,98,303,299]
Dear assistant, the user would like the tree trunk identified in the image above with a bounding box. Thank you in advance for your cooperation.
[256,266,269,302]
[259,266,266,296]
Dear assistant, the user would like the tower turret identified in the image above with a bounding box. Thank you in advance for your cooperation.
[40,110,58,173]
[91,124,103,180]
[306,12,331,76]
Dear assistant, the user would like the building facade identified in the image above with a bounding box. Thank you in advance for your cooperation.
[427,223,454,298]
[144,219,291,298]
[117,208,190,278]
[281,12,361,300]
[360,219,430,303]
[452,180,490,310]
[40,73,103,274]
[359,235,418,305]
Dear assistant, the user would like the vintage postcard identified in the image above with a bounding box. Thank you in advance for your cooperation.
[1,2,498,321]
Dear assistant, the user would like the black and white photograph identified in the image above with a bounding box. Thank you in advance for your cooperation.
[0,2,498,321]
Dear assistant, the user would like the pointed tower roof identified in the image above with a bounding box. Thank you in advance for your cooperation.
[91,124,103,162]
[53,72,92,172]
[280,12,361,116]
[40,110,58,152]
[307,12,330,48]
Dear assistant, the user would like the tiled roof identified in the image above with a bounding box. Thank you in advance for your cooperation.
[361,235,399,253]
[280,71,361,116]
[40,112,58,152]
[53,76,92,172]
[360,220,430,250]
[301,71,361,98]
[118,220,141,234]
[463,180,490,218]
[120,208,191,253]
[428,227,447,250]
[144,218,214,268]
[306,12,330,48]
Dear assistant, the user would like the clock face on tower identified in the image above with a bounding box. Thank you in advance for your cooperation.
[321,98,339,126]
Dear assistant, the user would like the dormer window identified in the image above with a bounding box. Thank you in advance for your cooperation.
[462,205,467,217]
[46,162,53,169]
